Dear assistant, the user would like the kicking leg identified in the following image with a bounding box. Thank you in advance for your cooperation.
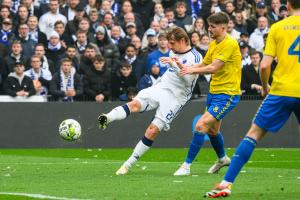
[98,100,141,130]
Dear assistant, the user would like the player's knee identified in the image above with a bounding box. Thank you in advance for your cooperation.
[127,100,141,112]
[145,124,160,140]
[195,121,209,133]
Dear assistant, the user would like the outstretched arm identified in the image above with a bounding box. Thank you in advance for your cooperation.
[180,59,224,76]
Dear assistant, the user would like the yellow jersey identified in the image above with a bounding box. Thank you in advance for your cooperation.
[264,16,300,98]
[203,34,242,95]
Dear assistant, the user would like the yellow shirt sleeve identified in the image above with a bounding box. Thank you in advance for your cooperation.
[264,26,276,57]
[203,45,212,65]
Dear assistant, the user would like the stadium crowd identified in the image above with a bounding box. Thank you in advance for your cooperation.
[0,0,287,102]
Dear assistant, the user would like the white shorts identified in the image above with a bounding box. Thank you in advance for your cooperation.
[134,86,187,131]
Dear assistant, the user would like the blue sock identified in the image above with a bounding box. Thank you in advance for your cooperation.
[185,132,205,164]
[224,136,257,183]
[208,132,225,159]
[122,104,130,117]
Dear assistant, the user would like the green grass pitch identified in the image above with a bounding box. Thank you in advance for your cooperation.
[0,148,299,200]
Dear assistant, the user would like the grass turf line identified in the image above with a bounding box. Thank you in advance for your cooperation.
[0,148,299,200]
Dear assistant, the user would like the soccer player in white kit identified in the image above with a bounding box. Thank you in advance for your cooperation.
[98,27,202,175]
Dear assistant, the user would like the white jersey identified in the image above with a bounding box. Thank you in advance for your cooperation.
[157,48,202,101]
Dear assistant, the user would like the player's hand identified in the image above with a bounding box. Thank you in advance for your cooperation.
[261,84,270,98]
[180,66,193,76]
[159,57,173,65]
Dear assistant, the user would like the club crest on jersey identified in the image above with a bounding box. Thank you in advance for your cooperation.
[213,106,219,112]
[182,59,187,64]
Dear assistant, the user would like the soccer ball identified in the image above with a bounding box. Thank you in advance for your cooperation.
[59,119,81,141]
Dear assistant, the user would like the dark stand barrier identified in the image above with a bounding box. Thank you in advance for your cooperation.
[0,100,299,148]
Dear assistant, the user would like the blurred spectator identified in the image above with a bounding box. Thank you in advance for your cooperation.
[152,2,164,22]
[27,16,47,46]
[99,0,113,22]
[14,5,29,30]
[122,12,144,38]
[159,17,169,31]
[203,0,223,20]
[239,41,251,68]
[141,28,158,55]
[267,0,281,22]
[65,45,79,72]
[22,0,42,17]
[116,0,140,27]
[83,55,111,102]
[102,12,116,34]
[78,17,96,43]
[79,44,98,75]
[3,61,35,97]
[233,0,251,19]
[38,0,67,38]
[278,4,288,20]
[74,30,90,55]
[0,5,12,25]
[241,51,265,95]
[227,17,240,41]
[111,62,137,101]
[25,55,52,96]
[164,8,176,27]
[49,58,83,101]
[88,8,100,33]
[110,25,128,56]
[95,25,121,74]
[60,0,80,21]
[0,17,14,46]
[199,34,210,56]
[133,0,155,30]
[15,23,36,58]
[45,31,66,72]
[225,1,236,17]
[175,1,194,31]
[239,31,249,43]
[34,43,55,74]
[131,35,144,56]
[190,17,207,35]
[234,10,248,34]
[124,22,139,42]
[65,3,86,41]
[138,61,161,91]
[54,20,72,49]
[191,32,209,57]
[249,16,269,52]
[146,31,169,74]
[246,1,273,34]
[3,40,29,79]
[84,0,101,15]
[122,44,146,81]
[141,20,160,49]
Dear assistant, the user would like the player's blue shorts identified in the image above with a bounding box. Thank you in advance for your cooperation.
[206,93,240,121]
[254,94,300,133]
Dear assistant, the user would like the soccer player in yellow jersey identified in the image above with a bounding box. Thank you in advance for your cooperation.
[205,0,300,198]
[172,12,242,176]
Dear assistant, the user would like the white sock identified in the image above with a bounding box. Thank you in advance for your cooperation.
[106,106,128,123]
[183,162,191,168]
[124,140,150,168]
[220,180,232,186]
